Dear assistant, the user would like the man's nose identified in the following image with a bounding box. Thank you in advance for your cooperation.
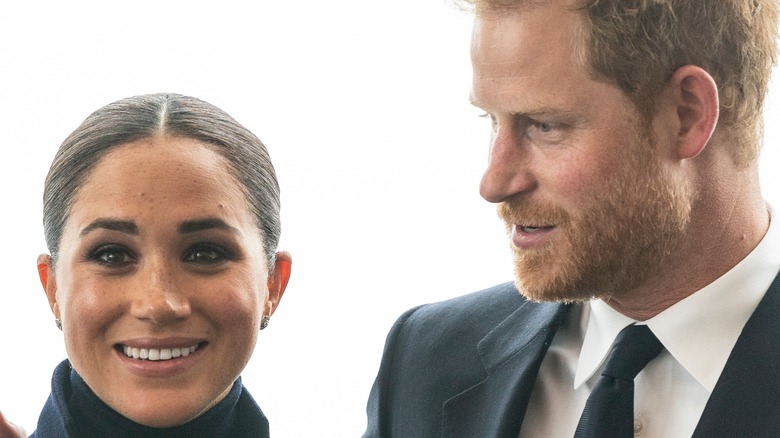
[130,259,191,325]
[479,128,536,203]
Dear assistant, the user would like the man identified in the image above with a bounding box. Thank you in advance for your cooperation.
[364,1,779,437]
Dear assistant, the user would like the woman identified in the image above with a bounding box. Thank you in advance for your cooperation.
[24,93,291,437]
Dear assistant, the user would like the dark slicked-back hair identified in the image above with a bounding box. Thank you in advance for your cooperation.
[43,93,281,268]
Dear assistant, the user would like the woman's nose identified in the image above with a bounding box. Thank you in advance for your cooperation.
[129,260,191,325]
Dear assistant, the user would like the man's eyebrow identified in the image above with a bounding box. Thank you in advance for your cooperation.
[178,218,240,234]
[468,96,576,118]
[80,219,139,236]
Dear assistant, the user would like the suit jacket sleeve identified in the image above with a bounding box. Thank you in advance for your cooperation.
[364,306,422,438]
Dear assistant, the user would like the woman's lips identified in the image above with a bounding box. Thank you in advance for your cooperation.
[119,344,200,361]
[512,224,557,249]
[115,338,206,362]
[114,339,207,377]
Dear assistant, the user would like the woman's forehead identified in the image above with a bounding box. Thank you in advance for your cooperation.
[68,137,254,230]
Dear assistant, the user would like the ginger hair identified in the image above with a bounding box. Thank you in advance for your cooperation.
[462,0,778,166]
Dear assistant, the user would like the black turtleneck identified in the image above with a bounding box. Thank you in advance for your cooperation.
[31,360,270,437]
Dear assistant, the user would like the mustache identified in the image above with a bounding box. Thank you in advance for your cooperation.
[497,197,570,227]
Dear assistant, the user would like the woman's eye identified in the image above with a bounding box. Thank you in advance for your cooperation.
[90,246,135,267]
[184,245,230,264]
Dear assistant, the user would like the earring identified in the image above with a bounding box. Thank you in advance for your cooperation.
[260,315,270,330]
[55,319,62,330]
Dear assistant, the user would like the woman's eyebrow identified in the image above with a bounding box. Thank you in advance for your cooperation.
[80,219,138,236]
[178,218,239,234]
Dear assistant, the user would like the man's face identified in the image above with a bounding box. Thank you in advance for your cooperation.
[470,2,693,302]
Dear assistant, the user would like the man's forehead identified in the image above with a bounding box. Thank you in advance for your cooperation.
[468,0,618,116]
[471,0,582,15]
[471,2,585,69]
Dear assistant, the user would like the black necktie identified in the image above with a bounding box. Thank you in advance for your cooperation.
[574,324,664,438]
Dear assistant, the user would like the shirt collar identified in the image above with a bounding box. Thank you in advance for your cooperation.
[574,299,635,389]
[575,205,780,391]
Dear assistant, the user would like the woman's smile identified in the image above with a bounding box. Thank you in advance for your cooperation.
[114,340,208,379]
[119,343,202,361]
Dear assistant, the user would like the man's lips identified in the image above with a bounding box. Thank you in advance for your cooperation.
[512,224,557,249]
[519,225,554,233]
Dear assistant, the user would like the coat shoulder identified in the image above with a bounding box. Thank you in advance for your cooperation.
[363,282,555,437]
[400,282,528,342]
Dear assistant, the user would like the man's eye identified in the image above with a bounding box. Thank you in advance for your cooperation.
[479,112,497,130]
[90,246,134,266]
[529,120,560,133]
[537,122,555,133]
[184,245,229,264]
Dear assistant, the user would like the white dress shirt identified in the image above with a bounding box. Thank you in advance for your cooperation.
[519,207,780,437]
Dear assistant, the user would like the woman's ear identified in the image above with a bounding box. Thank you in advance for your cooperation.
[264,251,292,317]
[37,254,60,319]
[662,65,720,160]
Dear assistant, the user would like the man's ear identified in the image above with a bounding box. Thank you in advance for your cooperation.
[37,254,60,319]
[264,251,292,317]
[661,65,719,160]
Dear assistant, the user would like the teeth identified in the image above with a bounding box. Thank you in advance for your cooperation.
[121,344,199,361]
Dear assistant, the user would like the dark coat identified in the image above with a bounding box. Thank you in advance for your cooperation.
[31,360,270,438]
[364,274,780,437]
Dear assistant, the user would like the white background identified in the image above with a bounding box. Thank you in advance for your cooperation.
[0,2,777,437]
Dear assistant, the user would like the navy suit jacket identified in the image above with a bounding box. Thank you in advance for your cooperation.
[364,274,780,437]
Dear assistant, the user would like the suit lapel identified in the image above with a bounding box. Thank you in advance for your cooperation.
[693,272,780,437]
[441,300,568,438]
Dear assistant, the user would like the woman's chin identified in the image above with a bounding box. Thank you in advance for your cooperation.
[117,398,217,429]
[100,377,234,429]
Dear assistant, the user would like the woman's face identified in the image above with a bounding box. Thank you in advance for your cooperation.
[38,135,291,427]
